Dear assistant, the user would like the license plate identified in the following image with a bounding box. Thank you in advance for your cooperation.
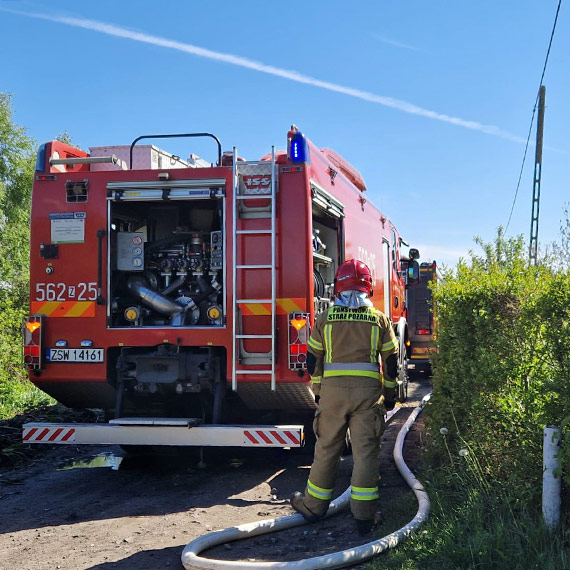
[47,348,104,363]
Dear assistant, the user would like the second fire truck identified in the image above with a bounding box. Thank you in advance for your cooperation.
[406,261,438,377]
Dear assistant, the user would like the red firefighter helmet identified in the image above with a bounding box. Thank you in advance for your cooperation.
[334,259,373,297]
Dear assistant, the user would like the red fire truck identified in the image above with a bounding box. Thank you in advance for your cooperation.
[22,127,419,448]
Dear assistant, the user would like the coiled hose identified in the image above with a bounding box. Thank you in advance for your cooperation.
[182,393,431,569]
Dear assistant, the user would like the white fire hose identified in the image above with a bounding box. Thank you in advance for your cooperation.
[181,393,432,569]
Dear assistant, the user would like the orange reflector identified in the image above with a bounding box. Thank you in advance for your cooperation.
[290,318,307,331]
[26,321,41,334]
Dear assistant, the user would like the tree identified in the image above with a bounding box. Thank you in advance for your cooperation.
[0,91,35,299]
[0,92,40,410]
[544,202,570,271]
[0,92,35,223]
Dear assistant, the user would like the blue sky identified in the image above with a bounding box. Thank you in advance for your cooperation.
[1,1,568,267]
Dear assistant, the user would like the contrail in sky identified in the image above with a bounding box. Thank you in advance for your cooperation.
[373,34,419,52]
[0,7,528,143]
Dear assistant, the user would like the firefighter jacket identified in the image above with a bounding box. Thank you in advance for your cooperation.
[307,305,398,401]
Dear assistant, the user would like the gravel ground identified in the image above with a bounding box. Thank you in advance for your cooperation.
[0,377,430,570]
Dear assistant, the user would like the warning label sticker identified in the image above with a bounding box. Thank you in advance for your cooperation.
[50,212,86,244]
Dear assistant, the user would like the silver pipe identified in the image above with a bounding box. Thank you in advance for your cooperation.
[161,274,186,296]
[127,277,184,316]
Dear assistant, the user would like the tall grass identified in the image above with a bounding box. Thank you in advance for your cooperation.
[371,430,570,570]
[0,378,54,419]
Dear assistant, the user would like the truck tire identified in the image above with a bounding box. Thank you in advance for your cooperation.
[397,348,409,402]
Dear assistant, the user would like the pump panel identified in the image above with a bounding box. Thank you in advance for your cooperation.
[108,190,225,328]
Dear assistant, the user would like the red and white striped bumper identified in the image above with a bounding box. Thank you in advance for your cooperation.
[22,421,304,448]
[243,428,301,446]
[23,425,76,443]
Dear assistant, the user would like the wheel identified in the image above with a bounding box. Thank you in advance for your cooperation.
[394,321,409,403]
[397,379,408,402]
[397,354,409,403]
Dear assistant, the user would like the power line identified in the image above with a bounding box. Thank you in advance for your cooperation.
[504,0,562,234]
[504,107,536,233]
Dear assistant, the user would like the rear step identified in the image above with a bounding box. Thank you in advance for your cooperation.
[22,420,304,448]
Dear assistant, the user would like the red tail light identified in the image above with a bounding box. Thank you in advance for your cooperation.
[23,315,44,370]
[288,311,310,370]
[416,329,431,335]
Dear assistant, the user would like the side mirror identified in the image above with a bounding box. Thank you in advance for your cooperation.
[406,260,420,286]
[409,248,420,260]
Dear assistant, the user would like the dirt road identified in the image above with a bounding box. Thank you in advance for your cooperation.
[0,378,430,570]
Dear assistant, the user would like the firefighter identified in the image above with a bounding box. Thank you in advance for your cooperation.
[290,259,399,535]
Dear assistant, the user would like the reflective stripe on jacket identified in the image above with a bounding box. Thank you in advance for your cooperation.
[323,362,380,380]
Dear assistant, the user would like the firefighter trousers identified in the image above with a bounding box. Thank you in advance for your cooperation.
[303,376,385,520]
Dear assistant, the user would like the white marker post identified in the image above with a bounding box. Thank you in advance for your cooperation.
[542,426,561,530]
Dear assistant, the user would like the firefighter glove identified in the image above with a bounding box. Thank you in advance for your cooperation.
[386,353,399,380]
[384,399,396,412]
[306,351,317,376]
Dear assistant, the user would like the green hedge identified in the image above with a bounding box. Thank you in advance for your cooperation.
[427,230,570,504]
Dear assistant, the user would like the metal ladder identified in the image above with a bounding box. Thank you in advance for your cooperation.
[231,147,277,391]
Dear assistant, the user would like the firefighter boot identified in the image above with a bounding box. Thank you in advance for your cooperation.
[290,492,323,523]
[355,509,384,536]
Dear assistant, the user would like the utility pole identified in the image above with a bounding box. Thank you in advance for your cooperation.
[529,85,546,266]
